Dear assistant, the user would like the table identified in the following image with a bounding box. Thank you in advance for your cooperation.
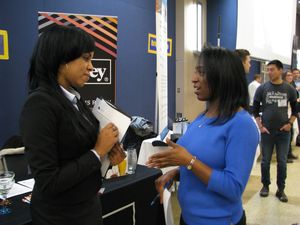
[1,165,165,225]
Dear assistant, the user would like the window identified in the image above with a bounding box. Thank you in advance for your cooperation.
[196,0,202,52]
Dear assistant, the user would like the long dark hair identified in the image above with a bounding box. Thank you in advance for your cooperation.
[28,24,98,140]
[199,46,249,124]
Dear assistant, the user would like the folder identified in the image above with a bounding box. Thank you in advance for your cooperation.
[92,98,132,142]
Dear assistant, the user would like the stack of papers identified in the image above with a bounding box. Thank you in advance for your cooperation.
[92,98,131,142]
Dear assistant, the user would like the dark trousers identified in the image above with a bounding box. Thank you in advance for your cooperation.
[261,131,290,191]
[179,210,246,225]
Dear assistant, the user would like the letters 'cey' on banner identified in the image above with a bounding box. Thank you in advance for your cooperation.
[38,12,118,105]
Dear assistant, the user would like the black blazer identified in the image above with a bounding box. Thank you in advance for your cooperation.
[20,86,103,225]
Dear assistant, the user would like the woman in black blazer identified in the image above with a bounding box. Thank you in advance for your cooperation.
[20,25,125,225]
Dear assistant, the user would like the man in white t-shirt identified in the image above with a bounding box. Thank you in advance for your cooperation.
[248,74,262,114]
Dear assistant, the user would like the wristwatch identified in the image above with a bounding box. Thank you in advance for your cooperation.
[187,156,197,170]
[288,121,293,126]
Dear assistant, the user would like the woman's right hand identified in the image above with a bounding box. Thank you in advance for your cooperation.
[94,123,119,157]
[155,168,179,204]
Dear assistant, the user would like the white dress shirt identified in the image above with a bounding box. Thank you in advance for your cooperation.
[248,80,261,106]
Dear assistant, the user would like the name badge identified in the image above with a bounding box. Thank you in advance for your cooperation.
[278,99,287,107]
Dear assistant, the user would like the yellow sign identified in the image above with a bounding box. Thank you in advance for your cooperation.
[148,33,172,57]
[0,30,9,60]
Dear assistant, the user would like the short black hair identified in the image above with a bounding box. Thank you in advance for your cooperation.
[29,24,95,91]
[234,49,250,62]
[267,60,283,70]
[199,46,249,124]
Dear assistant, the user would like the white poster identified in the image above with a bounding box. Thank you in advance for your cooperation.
[156,0,168,133]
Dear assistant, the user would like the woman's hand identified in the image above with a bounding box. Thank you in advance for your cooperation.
[146,138,192,168]
[94,123,119,157]
[108,143,126,166]
[154,169,179,204]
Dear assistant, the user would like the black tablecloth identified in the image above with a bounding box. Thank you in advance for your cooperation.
[1,165,165,225]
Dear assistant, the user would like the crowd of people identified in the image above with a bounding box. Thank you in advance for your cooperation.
[234,49,300,203]
[19,24,299,225]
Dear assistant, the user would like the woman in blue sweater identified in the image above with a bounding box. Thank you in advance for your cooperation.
[147,46,259,225]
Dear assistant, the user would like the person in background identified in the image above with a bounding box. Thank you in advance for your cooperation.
[235,49,260,173]
[234,49,251,74]
[282,71,299,162]
[248,74,262,114]
[253,60,297,203]
[292,68,300,75]
[20,25,125,225]
[147,46,259,225]
[292,68,300,147]
[292,68,300,93]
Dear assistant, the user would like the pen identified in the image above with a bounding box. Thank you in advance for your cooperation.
[150,179,173,206]
[150,193,160,206]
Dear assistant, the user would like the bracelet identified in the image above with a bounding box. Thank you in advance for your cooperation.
[186,156,197,170]
[288,121,293,126]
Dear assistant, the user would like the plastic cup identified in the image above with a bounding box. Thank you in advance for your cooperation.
[118,159,127,176]
[127,147,137,174]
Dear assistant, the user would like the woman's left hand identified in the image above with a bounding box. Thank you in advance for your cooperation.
[146,138,192,168]
[108,143,126,166]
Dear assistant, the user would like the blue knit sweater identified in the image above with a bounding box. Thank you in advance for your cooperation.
[177,110,259,225]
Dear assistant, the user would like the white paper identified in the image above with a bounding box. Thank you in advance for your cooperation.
[163,189,174,225]
[92,98,131,142]
[17,178,35,189]
[1,183,32,199]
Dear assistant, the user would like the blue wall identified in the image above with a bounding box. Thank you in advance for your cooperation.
[207,0,237,50]
[0,0,176,146]
[206,0,261,83]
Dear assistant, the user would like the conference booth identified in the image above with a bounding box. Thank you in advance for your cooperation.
[1,165,165,225]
